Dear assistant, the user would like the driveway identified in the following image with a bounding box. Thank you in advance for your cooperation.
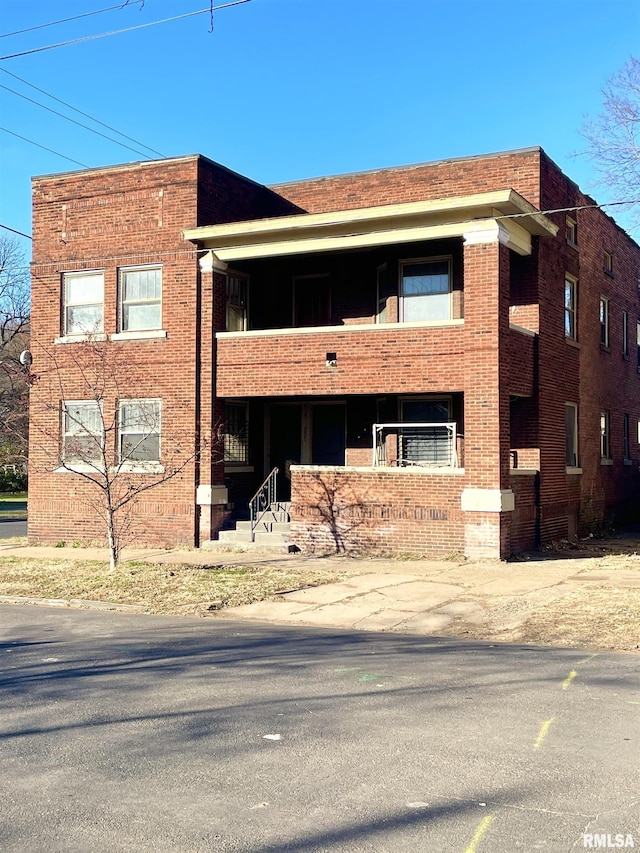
[1,604,638,852]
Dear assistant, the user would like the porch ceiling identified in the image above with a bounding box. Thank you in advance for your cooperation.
[183,189,558,262]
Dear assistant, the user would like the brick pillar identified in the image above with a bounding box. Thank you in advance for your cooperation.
[462,222,513,559]
[195,251,228,543]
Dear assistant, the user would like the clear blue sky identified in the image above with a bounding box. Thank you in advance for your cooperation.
[1,0,639,263]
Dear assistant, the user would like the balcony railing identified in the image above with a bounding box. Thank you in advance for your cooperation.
[372,422,459,468]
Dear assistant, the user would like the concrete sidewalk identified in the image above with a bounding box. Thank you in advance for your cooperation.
[1,537,639,644]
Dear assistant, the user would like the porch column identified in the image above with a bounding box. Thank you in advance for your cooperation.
[462,222,513,559]
[196,251,228,543]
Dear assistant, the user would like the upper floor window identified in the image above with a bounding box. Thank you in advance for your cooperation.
[119,266,162,332]
[62,400,103,465]
[565,275,577,340]
[63,271,104,335]
[118,398,161,463]
[604,251,614,276]
[566,217,578,247]
[600,297,609,347]
[400,257,452,322]
[226,273,248,332]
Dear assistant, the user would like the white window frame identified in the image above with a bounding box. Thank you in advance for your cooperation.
[600,410,611,461]
[400,256,452,323]
[61,400,104,470]
[117,265,162,333]
[564,274,577,341]
[565,402,579,469]
[600,297,609,347]
[118,398,162,470]
[62,270,104,337]
[566,216,578,247]
[226,272,248,332]
[224,401,250,465]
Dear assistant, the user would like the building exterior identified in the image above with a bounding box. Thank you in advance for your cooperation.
[28,147,640,559]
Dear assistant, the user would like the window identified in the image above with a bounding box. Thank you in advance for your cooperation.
[566,217,578,247]
[623,311,628,356]
[624,413,631,461]
[63,271,104,335]
[600,297,609,347]
[401,398,452,466]
[118,399,161,463]
[62,400,103,465]
[600,411,611,460]
[224,402,249,464]
[400,257,452,322]
[226,273,248,332]
[604,251,614,276]
[119,266,162,331]
[565,275,577,340]
[565,403,578,467]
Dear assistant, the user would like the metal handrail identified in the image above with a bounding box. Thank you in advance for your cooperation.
[250,466,279,531]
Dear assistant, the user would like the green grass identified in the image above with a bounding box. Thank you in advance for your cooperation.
[0,492,28,519]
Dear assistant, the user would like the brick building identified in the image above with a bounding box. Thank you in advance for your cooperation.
[28,146,640,558]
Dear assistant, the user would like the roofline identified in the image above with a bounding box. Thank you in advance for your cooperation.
[268,146,546,189]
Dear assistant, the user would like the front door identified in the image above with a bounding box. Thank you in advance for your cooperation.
[268,404,302,500]
[312,404,346,465]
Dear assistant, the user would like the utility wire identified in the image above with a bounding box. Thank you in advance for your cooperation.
[0,82,159,160]
[0,2,145,39]
[0,1,252,61]
[0,68,164,158]
[0,125,89,168]
[0,224,32,240]
[4,198,640,269]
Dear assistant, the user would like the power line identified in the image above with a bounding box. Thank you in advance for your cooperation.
[0,82,159,160]
[0,125,89,168]
[0,1,253,61]
[0,2,145,39]
[4,197,640,272]
[0,224,32,240]
[0,68,164,158]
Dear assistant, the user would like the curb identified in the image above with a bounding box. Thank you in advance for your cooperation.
[0,594,148,614]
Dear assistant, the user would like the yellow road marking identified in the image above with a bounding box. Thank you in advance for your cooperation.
[464,814,496,853]
[533,718,554,750]
[562,670,577,690]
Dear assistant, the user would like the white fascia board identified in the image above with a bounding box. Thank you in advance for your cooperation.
[182,188,557,252]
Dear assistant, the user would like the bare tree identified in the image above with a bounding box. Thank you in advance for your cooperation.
[580,56,640,221]
[0,236,30,466]
[31,336,210,570]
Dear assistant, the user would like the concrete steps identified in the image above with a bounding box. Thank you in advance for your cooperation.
[202,502,296,553]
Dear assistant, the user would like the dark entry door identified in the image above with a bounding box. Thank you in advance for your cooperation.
[269,405,302,500]
[312,404,346,465]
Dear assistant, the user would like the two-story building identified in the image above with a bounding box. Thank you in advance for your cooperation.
[28,147,640,558]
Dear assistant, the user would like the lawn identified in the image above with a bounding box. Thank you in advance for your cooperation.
[0,556,350,615]
[0,493,27,519]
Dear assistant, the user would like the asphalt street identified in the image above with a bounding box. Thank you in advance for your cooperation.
[0,604,638,852]
[0,518,27,538]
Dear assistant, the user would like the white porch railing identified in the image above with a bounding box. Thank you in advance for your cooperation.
[372,422,459,468]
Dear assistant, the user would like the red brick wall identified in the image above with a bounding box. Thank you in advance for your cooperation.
[271,148,542,214]
[290,466,465,556]
[216,324,465,398]
[510,472,539,552]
